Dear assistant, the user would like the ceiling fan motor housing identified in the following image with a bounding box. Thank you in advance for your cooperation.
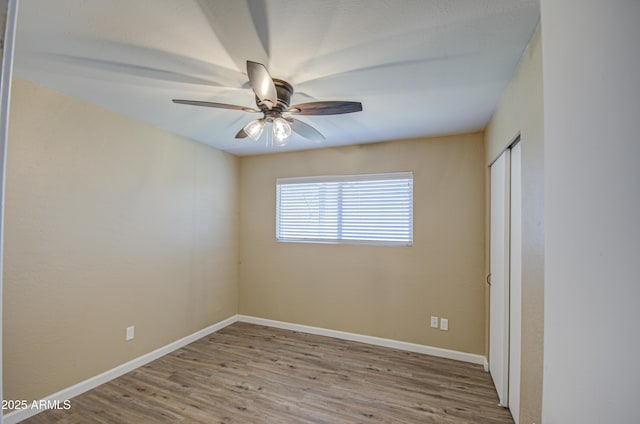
[259,79,293,118]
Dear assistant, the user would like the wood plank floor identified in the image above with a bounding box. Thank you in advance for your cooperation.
[23,322,513,423]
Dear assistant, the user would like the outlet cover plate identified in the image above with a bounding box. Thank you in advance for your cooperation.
[440,318,449,331]
[430,316,439,328]
[126,326,135,341]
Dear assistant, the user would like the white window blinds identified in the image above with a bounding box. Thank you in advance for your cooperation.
[276,172,413,246]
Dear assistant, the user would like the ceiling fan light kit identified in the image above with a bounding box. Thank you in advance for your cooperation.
[172,60,363,147]
[243,119,265,140]
[272,117,292,143]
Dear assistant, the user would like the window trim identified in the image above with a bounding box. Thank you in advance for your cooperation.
[276,171,414,247]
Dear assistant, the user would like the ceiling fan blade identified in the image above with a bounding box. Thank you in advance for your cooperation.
[235,127,249,139]
[172,99,259,112]
[287,101,363,116]
[287,118,325,143]
[246,60,278,109]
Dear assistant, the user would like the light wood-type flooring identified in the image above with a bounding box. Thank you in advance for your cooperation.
[23,322,514,423]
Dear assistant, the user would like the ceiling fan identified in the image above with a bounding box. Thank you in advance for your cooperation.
[172,61,363,146]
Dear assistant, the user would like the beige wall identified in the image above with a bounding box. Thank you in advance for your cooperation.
[3,78,239,402]
[485,25,544,423]
[239,134,486,355]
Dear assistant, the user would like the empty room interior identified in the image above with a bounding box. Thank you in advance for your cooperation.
[1,1,639,423]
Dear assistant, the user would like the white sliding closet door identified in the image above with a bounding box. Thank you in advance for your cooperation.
[489,142,522,420]
[490,149,510,407]
[508,141,522,422]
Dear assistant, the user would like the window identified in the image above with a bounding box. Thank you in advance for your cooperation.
[276,172,413,246]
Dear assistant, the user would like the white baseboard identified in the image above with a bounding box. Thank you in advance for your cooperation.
[5,314,487,423]
[3,315,238,424]
[237,315,487,366]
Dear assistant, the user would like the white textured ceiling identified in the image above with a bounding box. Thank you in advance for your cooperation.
[13,0,539,156]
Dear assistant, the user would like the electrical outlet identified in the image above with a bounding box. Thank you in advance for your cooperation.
[440,318,449,331]
[126,326,135,341]
[430,316,439,328]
